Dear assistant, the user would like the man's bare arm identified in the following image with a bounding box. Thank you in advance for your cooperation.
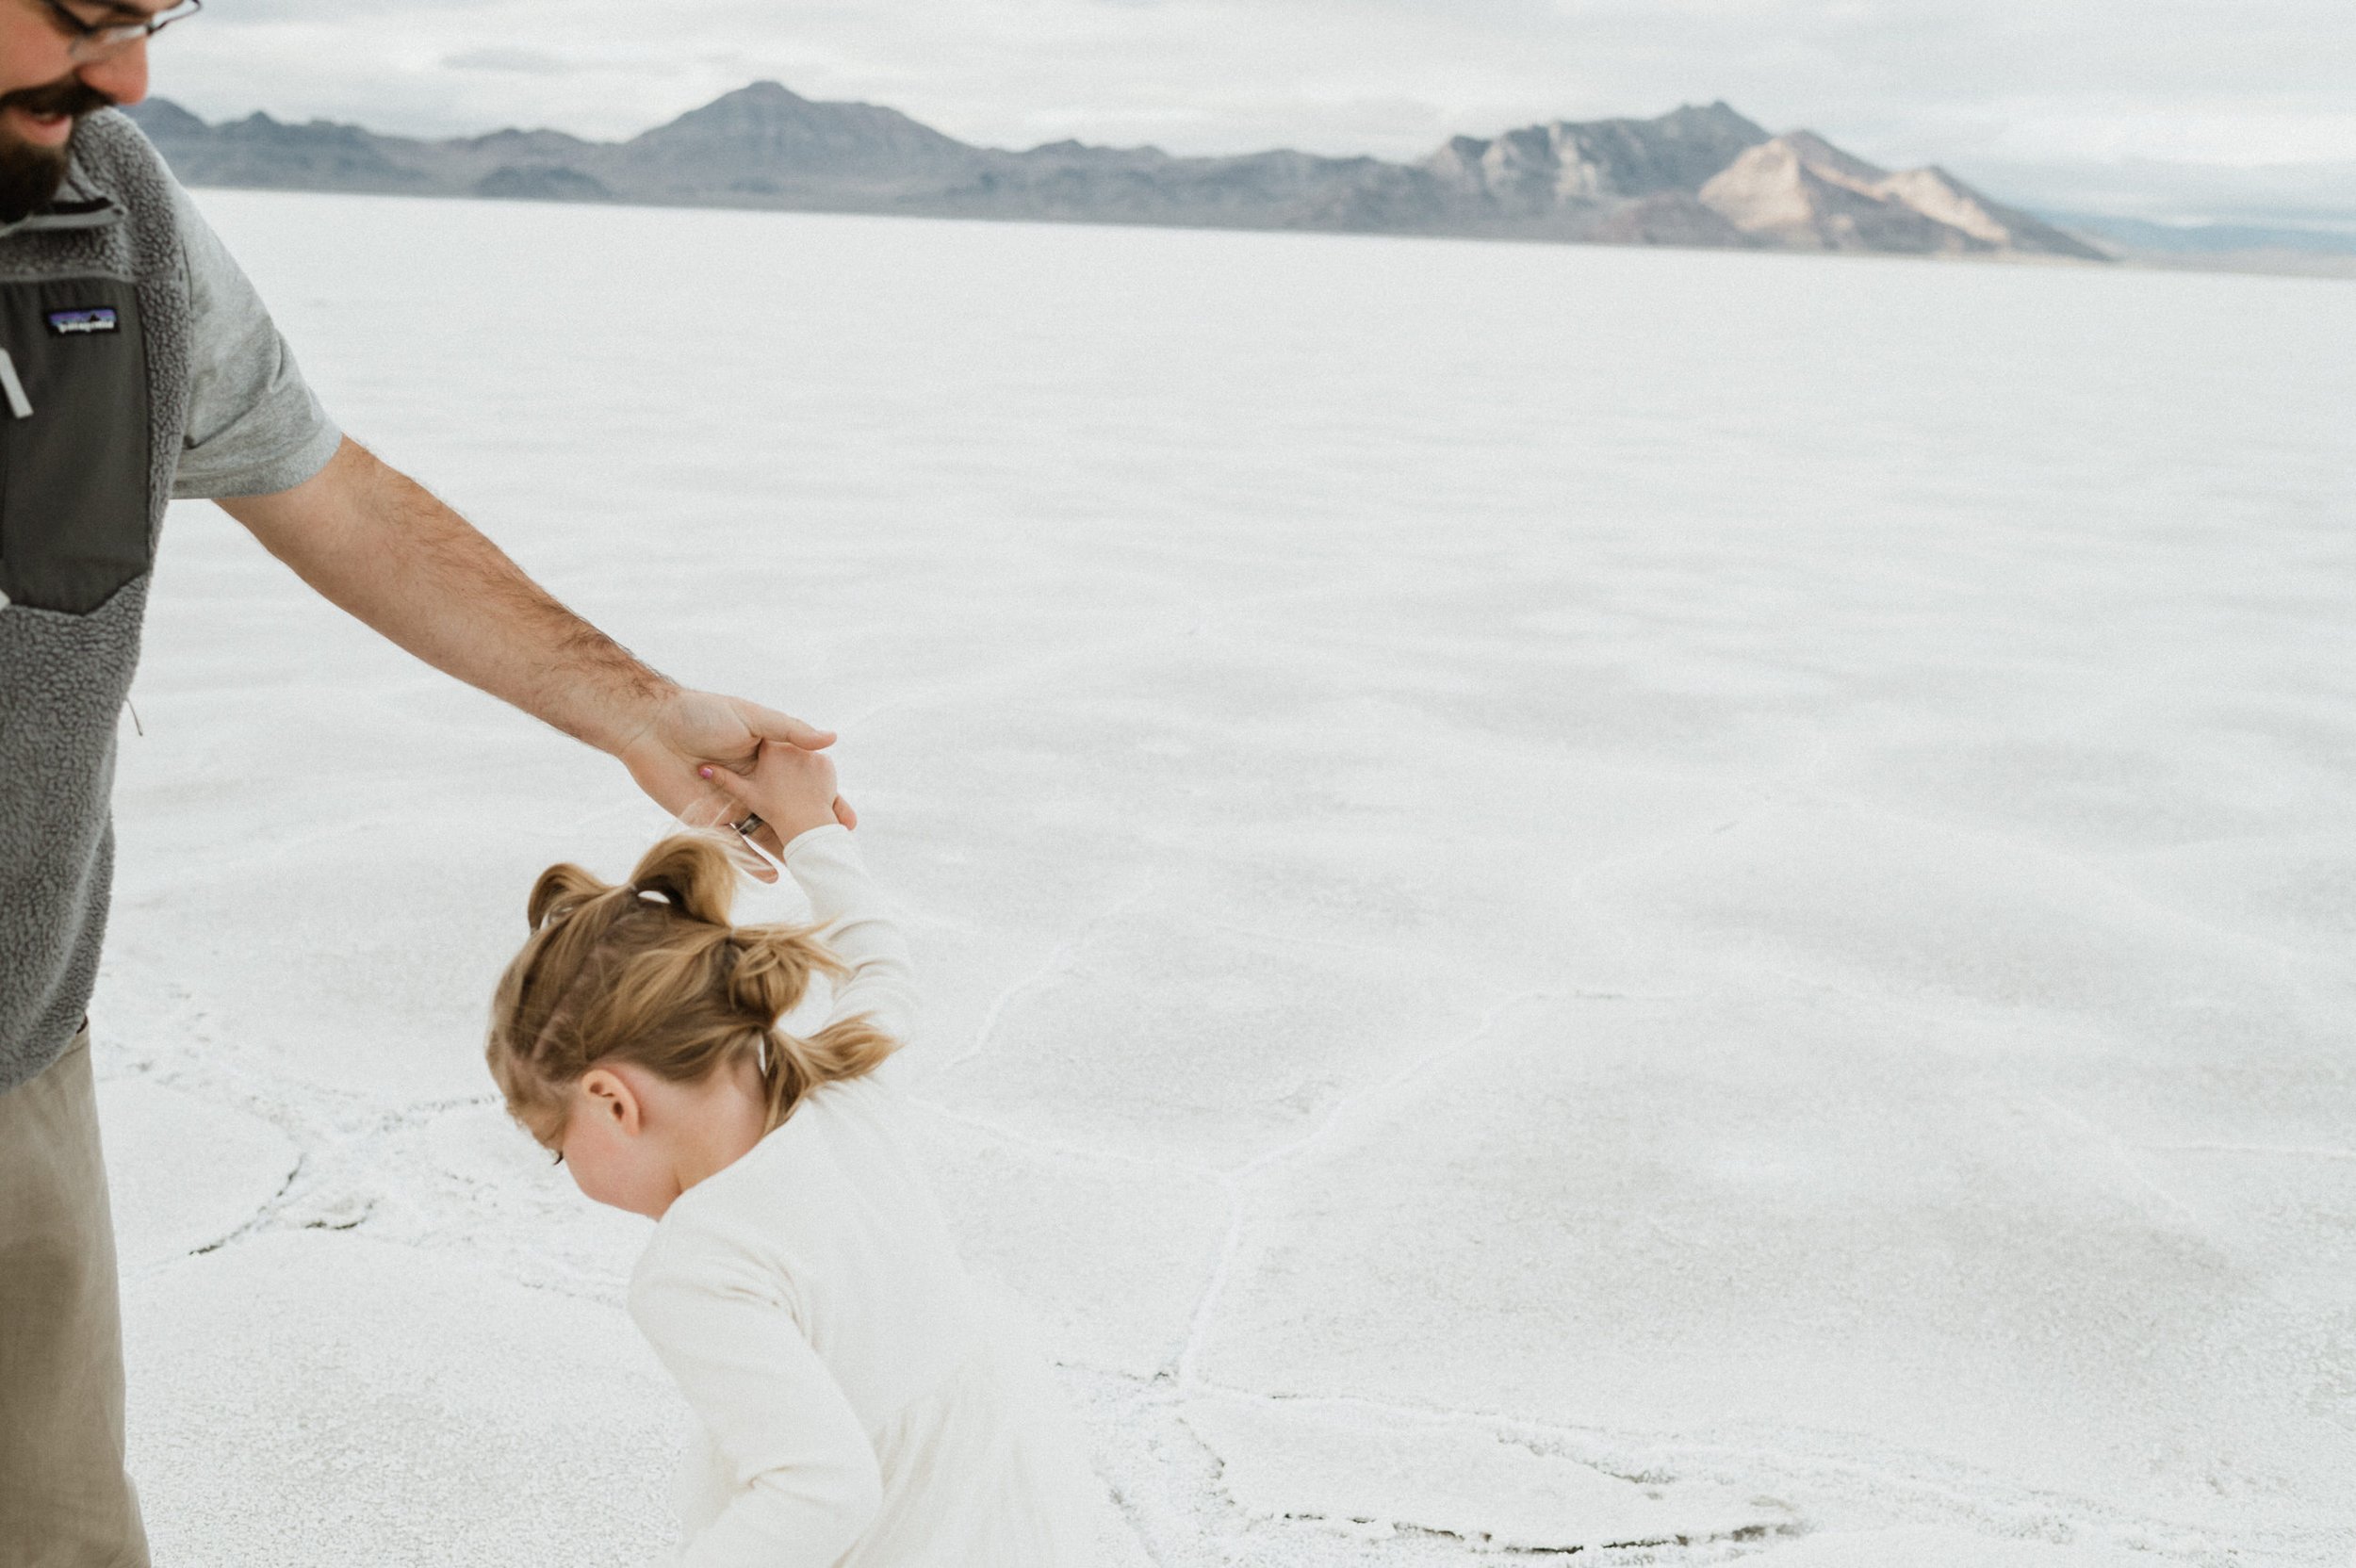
[216,437,850,859]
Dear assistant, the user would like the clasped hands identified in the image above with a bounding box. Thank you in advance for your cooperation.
[614,687,854,881]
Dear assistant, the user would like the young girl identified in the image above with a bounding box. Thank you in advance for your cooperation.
[485,743,1104,1567]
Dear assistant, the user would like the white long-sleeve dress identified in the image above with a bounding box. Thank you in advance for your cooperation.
[627,825,1104,1568]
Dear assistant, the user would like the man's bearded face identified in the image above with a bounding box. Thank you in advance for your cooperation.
[0,76,113,223]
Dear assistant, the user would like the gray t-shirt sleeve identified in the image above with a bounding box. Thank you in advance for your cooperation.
[167,182,343,500]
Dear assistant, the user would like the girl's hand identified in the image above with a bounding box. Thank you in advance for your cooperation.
[700,742,845,844]
[629,690,855,837]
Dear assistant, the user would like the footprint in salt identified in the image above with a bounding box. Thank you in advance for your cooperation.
[1181,1396,1792,1550]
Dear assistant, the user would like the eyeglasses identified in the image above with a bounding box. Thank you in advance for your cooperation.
[39,0,202,61]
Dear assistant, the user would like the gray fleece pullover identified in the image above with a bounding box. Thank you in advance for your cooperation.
[1,110,340,1095]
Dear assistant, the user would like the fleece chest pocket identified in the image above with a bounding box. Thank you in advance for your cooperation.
[0,278,153,616]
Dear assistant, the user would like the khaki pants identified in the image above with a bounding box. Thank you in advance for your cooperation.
[0,1029,149,1568]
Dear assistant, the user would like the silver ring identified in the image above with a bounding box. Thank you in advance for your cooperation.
[729,811,764,838]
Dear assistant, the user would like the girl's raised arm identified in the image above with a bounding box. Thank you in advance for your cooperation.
[780,825,920,1049]
[700,742,920,1048]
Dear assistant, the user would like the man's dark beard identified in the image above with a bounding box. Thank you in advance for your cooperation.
[0,78,117,224]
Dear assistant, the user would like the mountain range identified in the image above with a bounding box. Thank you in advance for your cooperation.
[124,84,2108,263]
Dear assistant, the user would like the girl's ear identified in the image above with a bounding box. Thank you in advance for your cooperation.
[580,1068,643,1135]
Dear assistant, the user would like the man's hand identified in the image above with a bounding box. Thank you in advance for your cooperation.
[618,692,857,868]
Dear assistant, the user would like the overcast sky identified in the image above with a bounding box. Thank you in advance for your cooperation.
[148,0,2356,227]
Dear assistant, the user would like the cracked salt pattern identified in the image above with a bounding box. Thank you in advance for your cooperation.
[1180,1396,1790,1549]
[91,188,2356,1565]
[96,1077,298,1270]
[1742,1529,2155,1567]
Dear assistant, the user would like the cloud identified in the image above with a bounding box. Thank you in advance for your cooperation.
[441,47,575,76]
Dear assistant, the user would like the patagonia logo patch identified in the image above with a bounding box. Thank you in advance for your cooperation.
[46,307,119,336]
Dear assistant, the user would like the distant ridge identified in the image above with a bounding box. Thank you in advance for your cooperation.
[2037,217,2356,279]
[123,84,2107,263]
[1695,132,2101,257]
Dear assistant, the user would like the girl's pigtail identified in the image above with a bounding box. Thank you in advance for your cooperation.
[758,1016,901,1134]
[732,924,901,1133]
[628,831,741,926]
[527,862,612,931]
[797,1017,902,1082]
[728,923,843,1023]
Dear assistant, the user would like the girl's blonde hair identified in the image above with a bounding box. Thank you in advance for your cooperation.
[486,831,897,1142]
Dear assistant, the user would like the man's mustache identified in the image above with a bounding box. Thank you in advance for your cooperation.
[0,78,117,122]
